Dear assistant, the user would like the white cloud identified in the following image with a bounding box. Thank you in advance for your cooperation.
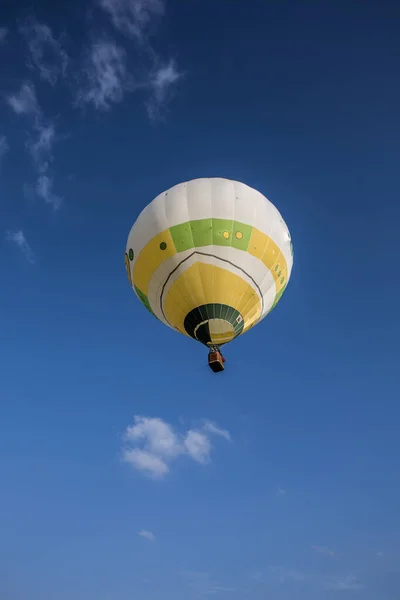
[6,82,62,209]
[19,18,68,85]
[122,416,231,479]
[78,45,182,117]
[77,40,129,110]
[0,135,9,161]
[146,59,182,121]
[0,27,8,44]
[324,575,364,591]
[97,0,182,119]
[123,448,169,478]
[29,124,62,209]
[138,529,155,541]
[207,586,236,594]
[7,82,40,115]
[311,545,335,557]
[276,487,287,496]
[98,0,164,41]
[27,122,55,169]
[36,174,62,210]
[125,415,182,458]
[202,421,231,441]
[184,430,211,464]
[6,230,35,264]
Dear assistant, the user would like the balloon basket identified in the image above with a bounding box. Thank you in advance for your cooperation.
[208,351,225,373]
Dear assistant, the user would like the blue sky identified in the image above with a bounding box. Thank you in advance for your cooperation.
[1,0,400,598]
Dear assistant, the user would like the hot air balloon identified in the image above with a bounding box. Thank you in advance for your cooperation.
[125,178,293,372]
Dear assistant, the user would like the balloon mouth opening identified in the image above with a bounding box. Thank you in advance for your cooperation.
[195,319,235,346]
[184,304,244,346]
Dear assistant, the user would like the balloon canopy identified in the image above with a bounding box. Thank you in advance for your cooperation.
[125,178,293,349]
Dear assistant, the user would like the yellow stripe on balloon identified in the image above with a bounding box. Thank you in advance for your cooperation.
[163,262,262,342]
[133,229,176,295]
[248,227,288,294]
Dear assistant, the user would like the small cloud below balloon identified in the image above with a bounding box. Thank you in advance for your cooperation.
[121,416,231,479]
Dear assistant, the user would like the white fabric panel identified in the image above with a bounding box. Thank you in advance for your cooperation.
[126,178,293,314]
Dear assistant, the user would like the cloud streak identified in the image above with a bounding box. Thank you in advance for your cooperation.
[95,0,183,119]
[0,135,8,162]
[0,27,8,44]
[180,571,236,596]
[7,82,62,210]
[122,416,231,478]
[6,230,35,264]
[323,575,364,591]
[265,565,307,585]
[36,174,62,210]
[19,18,68,85]
[7,82,40,115]
[146,59,182,121]
[98,0,164,41]
[77,40,130,111]
[250,566,367,595]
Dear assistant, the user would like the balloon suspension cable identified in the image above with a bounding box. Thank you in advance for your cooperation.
[208,344,221,354]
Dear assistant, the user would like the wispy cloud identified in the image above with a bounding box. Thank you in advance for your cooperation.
[276,486,287,496]
[184,429,212,465]
[96,0,183,119]
[323,575,364,591]
[312,545,335,557]
[265,565,307,585]
[19,18,68,85]
[77,40,130,110]
[0,27,8,44]
[7,82,40,115]
[123,448,169,478]
[251,567,365,594]
[0,135,9,161]
[27,122,55,168]
[36,174,62,210]
[6,82,62,210]
[207,586,237,594]
[122,416,231,479]
[77,45,182,118]
[98,0,164,42]
[7,83,56,168]
[138,529,155,541]
[202,421,231,441]
[180,571,235,596]
[6,230,35,264]
[146,59,182,121]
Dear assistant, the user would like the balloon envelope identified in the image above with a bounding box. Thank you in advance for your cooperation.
[125,178,293,347]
